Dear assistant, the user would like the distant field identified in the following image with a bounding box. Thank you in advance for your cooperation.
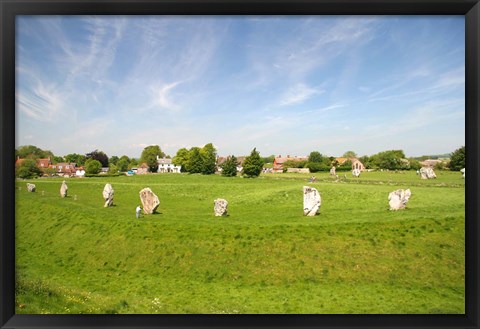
[15,171,465,314]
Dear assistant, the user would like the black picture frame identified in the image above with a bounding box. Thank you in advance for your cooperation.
[1,0,479,328]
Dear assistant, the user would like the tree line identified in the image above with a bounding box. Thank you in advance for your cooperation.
[15,144,465,179]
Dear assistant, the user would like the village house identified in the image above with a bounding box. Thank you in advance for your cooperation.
[273,155,309,173]
[16,157,52,169]
[157,156,182,173]
[136,163,149,175]
[49,162,78,177]
[335,157,366,171]
[15,157,52,175]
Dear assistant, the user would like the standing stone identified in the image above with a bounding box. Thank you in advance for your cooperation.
[419,167,436,179]
[388,188,412,210]
[352,168,361,177]
[60,180,68,198]
[303,186,321,216]
[26,183,36,192]
[214,198,228,217]
[330,166,336,176]
[103,183,114,207]
[139,188,160,214]
[460,168,465,178]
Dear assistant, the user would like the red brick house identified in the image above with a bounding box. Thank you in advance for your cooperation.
[49,162,77,177]
[15,157,52,175]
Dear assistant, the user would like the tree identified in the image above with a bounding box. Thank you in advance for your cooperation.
[108,164,119,174]
[64,153,86,166]
[359,155,371,169]
[308,151,323,163]
[221,155,238,177]
[200,143,217,175]
[343,151,357,158]
[52,156,64,164]
[185,147,204,174]
[242,148,264,178]
[86,150,109,167]
[336,160,353,172]
[140,145,165,172]
[16,158,42,179]
[128,158,138,170]
[109,156,119,166]
[282,159,306,172]
[306,151,330,172]
[262,155,275,164]
[369,150,407,170]
[117,156,130,172]
[16,145,49,159]
[85,159,102,175]
[172,148,189,172]
[449,146,465,171]
[408,158,422,171]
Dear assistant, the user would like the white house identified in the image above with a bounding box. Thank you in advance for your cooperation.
[157,156,182,173]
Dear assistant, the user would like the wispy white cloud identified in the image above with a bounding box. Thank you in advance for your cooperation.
[278,84,324,107]
[152,81,184,112]
[16,81,65,122]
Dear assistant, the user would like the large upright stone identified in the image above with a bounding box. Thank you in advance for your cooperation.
[419,167,436,179]
[214,198,228,217]
[103,183,114,207]
[303,186,321,216]
[352,169,361,177]
[139,188,160,214]
[26,183,36,192]
[330,166,336,176]
[60,180,68,198]
[388,188,411,210]
[460,168,465,178]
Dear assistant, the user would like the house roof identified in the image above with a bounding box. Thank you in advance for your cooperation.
[335,157,363,164]
[15,157,52,169]
[420,159,443,167]
[217,156,246,165]
[157,157,173,165]
[53,162,77,173]
[274,156,308,165]
[37,158,51,168]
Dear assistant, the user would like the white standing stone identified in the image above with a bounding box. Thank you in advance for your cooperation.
[460,168,465,178]
[330,166,336,176]
[60,180,68,198]
[388,188,412,210]
[419,167,436,179]
[214,198,229,217]
[139,188,160,214]
[352,168,361,177]
[303,186,321,216]
[103,183,114,207]
[26,183,36,192]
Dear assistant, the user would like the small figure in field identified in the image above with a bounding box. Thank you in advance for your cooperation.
[136,205,142,219]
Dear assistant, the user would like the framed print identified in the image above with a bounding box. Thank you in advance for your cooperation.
[1,0,479,328]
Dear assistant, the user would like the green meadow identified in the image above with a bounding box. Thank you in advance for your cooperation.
[15,171,465,314]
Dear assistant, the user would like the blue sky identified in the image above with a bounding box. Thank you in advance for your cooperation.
[16,16,465,159]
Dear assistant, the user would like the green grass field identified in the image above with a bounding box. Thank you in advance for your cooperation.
[15,171,465,314]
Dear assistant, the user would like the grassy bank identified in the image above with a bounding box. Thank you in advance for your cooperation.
[15,171,465,314]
